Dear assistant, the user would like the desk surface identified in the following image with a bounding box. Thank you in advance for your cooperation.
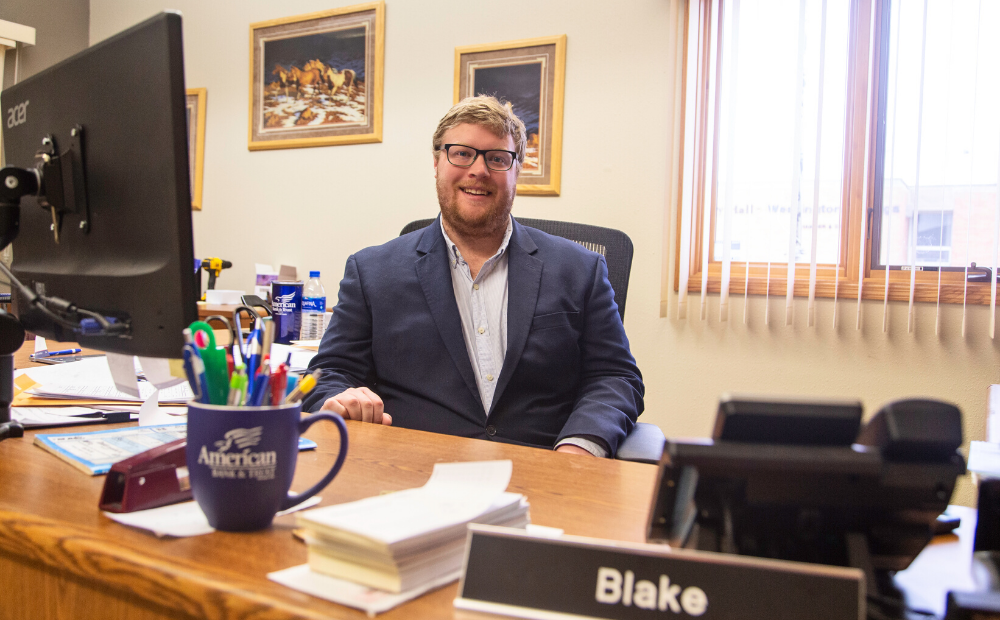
[0,343,976,620]
[2,339,660,619]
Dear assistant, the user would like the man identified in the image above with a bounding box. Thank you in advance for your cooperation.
[303,96,644,457]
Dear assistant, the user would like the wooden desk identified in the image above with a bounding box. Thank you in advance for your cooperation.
[0,342,978,620]
[197,302,239,320]
[0,398,659,618]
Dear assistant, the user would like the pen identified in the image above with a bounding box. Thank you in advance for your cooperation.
[283,369,322,404]
[271,364,288,406]
[248,366,271,407]
[245,327,262,379]
[261,317,275,360]
[31,348,83,359]
[227,367,246,406]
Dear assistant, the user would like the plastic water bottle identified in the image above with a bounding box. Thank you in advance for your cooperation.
[300,271,327,340]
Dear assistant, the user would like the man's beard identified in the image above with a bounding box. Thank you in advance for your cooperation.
[436,176,515,240]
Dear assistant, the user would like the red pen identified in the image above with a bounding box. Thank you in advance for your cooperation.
[271,364,288,406]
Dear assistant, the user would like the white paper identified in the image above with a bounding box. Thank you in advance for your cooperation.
[12,407,122,428]
[106,352,140,398]
[268,563,460,616]
[28,382,193,403]
[137,357,185,389]
[268,343,316,371]
[104,496,321,538]
[297,460,513,546]
[33,336,47,354]
[137,389,180,426]
[18,356,113,386]
[968,441,1000,477]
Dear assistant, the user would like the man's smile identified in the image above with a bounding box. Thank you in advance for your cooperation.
[461,187,492,196]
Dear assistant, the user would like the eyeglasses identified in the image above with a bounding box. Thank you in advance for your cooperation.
[439,144,517,172]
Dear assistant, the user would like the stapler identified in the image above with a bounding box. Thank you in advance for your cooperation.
[99,438,191,512]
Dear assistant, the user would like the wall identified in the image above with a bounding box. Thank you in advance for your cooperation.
[88,0,989,507]
[0,0,89,87]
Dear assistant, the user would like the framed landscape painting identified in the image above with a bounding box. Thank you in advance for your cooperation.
[248,2,384,150]
[185,88,207,211]
[455,35,566,196]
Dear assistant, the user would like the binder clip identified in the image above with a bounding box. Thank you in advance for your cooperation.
[99,438,191,512]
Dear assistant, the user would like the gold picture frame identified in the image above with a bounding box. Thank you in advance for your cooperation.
[185,88,207,211]
[455,35,566,196]
[248,2,385,151]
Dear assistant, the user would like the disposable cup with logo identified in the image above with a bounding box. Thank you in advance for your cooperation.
[186,401,347,532]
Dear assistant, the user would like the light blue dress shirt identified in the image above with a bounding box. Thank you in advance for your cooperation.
[440,219,607,457]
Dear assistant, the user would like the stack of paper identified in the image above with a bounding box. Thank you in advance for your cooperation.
[294,460,529,593]
[26,382,193,403]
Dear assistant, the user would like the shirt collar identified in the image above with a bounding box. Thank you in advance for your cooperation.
[440,216,513,267]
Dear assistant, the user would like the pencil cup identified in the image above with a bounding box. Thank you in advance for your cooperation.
[186,402,348,532]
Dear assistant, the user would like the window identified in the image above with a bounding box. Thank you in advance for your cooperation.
[675,0,1000,316]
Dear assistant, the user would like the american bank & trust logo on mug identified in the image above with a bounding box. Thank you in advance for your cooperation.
[273,291,298,313]
[196,427,277,480]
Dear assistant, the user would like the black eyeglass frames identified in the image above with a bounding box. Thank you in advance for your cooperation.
[438,144,517,172]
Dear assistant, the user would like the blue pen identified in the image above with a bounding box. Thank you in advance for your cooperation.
[31,348,83,359]
[245,328,262,380]
[248,367,271,406]
[181,345,201,401]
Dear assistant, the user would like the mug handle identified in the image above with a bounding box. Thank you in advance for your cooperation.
[280,412,349,511]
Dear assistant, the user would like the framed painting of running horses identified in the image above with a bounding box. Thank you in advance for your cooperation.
[248,2,384,150]
[455,36,566,196]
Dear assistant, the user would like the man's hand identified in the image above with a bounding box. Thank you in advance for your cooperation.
[555,444,594,456]
[320,387,392,425]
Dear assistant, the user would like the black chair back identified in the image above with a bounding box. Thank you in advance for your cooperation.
[400,217,634,322]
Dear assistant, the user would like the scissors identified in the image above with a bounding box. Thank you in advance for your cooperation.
[203,305,261,361]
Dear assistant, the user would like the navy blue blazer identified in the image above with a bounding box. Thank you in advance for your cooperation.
[302,216,644,455]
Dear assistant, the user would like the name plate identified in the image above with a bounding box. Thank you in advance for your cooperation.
[455,525,864,620]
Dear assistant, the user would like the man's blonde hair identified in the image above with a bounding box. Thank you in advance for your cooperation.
[432,95,527,170]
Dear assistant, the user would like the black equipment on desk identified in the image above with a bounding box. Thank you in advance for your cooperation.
[0,310,26,440]
[0,12,197,442]
[647,395,965,611]
[0,12,197,359]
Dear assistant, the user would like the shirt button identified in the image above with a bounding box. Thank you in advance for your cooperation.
[473,284,480,290]
[478,327,485,334]
[486,374,494,382]
[486,425,496,436]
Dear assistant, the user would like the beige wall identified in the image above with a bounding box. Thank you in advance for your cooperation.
[1,0,88,87]
[90,0,989,506]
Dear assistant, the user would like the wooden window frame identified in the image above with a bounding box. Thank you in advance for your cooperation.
[674,0,998,306]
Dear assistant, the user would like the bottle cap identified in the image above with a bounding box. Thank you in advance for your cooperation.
[309,270,320,278]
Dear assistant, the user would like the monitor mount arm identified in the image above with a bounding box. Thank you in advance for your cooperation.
[0,130,127,441]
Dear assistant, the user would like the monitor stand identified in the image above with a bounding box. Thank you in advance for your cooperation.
[0,352,22,441]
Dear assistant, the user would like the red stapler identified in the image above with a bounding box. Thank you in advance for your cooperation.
[99,438,191,512]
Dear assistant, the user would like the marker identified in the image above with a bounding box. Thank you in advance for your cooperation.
[283,369,322,404]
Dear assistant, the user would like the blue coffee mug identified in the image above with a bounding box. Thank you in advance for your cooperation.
[186,401,348,531]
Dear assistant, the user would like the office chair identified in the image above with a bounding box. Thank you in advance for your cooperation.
[400,217,665,464]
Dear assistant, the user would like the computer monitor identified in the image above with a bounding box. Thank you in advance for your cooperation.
[0,11,196,359]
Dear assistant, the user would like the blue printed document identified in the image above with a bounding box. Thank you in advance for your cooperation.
[33,423,317,475]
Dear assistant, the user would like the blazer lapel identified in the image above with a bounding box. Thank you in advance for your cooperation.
[490,220,541,416]
[414,218,483,410]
